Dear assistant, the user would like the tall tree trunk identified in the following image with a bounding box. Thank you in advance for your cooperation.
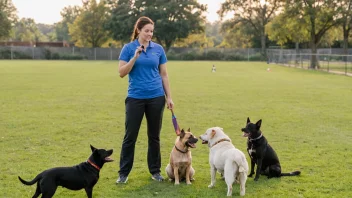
[261,34,266,61]
[295,42,299,65]
[164,39,173,53]
[309,14,318,69]
[343,27,349,62]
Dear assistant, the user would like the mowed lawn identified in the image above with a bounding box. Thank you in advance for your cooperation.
[1,60,351,198]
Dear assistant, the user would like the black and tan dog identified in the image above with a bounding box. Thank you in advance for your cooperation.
[241,118,300,181]
[165,128,198,185]
[18,145,113,198]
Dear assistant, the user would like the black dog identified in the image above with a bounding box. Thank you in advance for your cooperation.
[18,145,113,198]
[241,118,300,181]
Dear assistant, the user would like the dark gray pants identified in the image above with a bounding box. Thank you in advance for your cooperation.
[118,96,165,176]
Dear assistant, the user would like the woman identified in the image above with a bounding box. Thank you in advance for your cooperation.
[116,16,174,184]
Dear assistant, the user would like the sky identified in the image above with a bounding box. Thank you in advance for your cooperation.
[12,0,228,24]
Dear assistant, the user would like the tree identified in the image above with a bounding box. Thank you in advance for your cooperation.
[173,33,214,48]
[37,23,56,41]
[218,0,284,57]
[218,22,254,48]
[55,5,81,42]
[12,18,43,42]
[339,0,352,58]
[284,0,343,69]
[68,0,110,47]
[205,21,224,47]
[266,13,310,53]
[0,0,17,40]
[105,0,207,52]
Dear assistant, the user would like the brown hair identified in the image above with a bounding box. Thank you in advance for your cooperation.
[131,16,154,41]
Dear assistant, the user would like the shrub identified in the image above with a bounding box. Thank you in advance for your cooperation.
[224,53,244,61]
[202,50,224,60]
[51,53,60,60]
[59,54,86,60]
[0,49,32,59]
[249,53,263,61]
[0,50,11,59]
[181,52,198,60]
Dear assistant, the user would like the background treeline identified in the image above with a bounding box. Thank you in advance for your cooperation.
[1,0,351,65]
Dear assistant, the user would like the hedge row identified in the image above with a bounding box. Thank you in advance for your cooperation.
[0,49,86,60]
[167,50,264,61]
[1,48,264,61]
[43,49,86,60]
[0,49,32,59]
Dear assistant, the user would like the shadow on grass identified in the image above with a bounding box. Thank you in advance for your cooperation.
[108,173,286,198]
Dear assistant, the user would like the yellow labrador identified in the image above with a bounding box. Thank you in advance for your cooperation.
[165,128,198,185]
[200,127,248,196]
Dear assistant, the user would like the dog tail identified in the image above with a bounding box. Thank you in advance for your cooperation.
[280,171,301,177]
[18,174,42,185]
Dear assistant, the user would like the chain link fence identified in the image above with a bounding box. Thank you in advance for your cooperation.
[0,46,263,61]
[0,46,122,60]
[267,48,352,76]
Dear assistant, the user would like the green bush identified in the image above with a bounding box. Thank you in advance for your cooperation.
[44,49,52,60]
[51,53,60,60]
[202,50,224,60]
[0,50,11,59]
[0,50,32,59]
[224,53,244,61]
[59,54,86,60]
[181,52,198,60]
[166,53,179,60]
[249,53,263,61]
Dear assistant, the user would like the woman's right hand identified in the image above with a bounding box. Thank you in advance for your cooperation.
[133,46,144,58]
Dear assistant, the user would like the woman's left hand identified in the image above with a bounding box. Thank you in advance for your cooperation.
[166,97,174,110]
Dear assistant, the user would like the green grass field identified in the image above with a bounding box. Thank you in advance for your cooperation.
[1,60,351,198]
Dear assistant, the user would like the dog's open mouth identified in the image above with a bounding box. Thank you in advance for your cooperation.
[105,156,114,162]
[242,133,249,137]
[187,142,197,148]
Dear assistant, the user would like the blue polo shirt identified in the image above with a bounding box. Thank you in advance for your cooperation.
[119,39,167,99]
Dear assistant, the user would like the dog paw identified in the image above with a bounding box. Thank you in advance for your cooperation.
[248,174,253,177]
[174,182,180,185]
[254,177,259,181]
[186,182,192,185]
[208,184,214,188]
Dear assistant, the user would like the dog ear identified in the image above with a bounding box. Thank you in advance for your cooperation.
[187,128,191,132]
[210,129,216,139]
[180,129,185,138]
[90,144,97,152]
[256,119,262,130]
[247,117,251,124]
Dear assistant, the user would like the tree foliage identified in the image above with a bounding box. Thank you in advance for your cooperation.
[105,0,207,52]
[219,0,284,56]
[266,13,309,47]
[0,0,17,40]
[205,21,224,47]
[284,0,344,68]
[55,5,81,42]
[219,22,254,48]
[12,18,43,42]
[339,0,352,55]
[69,0,110,47]
[173,33,214,48]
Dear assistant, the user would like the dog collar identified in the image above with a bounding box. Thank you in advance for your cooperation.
[174,145,189,153]
[249,134,263,141]
[87,159,100,171]
[211,138,230,148]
